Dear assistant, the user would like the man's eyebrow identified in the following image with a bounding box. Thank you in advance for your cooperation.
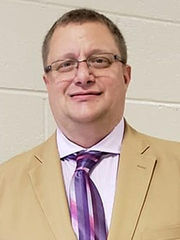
[87,49,111,56]
[57,53,77,60]
[53,49,112,62]
[49,53,77,64]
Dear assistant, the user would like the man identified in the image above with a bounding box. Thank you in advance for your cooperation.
[0,8,180,240]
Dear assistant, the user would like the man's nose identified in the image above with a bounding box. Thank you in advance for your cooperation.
[73,62,95,87]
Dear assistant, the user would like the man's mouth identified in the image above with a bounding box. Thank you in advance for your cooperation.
[70,91,102,97]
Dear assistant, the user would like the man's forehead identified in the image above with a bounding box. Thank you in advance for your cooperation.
[47,22,120,61]
[50,22,118,51]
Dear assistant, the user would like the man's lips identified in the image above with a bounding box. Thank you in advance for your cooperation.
[70,91,102,97]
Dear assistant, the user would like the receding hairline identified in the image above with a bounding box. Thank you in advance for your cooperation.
[42,9,127,68]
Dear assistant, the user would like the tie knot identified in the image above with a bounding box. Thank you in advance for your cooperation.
[68,150,104,173]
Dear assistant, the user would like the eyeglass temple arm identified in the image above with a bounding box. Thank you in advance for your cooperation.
[114,55,126,64]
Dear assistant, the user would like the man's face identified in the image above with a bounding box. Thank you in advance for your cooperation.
[43,22,131,131]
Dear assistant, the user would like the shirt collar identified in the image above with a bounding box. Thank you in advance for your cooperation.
[56,118,124,159]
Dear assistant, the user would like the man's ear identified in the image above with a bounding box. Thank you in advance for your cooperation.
[123,64,131,86]
[43,74,48,85]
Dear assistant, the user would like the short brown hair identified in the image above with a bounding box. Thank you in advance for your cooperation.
[42,8,127,68]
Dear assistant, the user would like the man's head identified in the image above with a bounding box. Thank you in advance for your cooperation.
[42,8,131,147]
[42,8,127,68]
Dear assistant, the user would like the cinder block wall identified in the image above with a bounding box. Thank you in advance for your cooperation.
[1,0,180,162]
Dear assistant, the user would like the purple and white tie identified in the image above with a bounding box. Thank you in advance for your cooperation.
[68,150,107,240]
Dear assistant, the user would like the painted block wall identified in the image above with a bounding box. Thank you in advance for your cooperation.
[1,0,180,162]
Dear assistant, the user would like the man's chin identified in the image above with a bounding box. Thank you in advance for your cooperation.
[68,111,104,125]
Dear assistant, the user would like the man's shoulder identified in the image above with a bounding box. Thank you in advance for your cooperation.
[0,133,57,175]
[139,129,179,151]
[137,128,179,146]
[126,123,180,160]
[124,122,179,157]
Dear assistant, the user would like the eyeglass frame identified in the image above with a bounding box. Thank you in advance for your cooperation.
[44,52,125,74]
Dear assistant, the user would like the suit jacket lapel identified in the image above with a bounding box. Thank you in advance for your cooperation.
[27,124,157,239]
[28,134,76,240]
[108,124,157,240]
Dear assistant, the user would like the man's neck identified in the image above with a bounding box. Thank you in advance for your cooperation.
[57,118,122,148]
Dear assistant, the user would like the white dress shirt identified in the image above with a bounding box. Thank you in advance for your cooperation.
[56,119,124,229]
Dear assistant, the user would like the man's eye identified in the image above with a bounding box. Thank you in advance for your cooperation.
[56,60,76,71]
[89,56,111,68]
[93,57,108,64]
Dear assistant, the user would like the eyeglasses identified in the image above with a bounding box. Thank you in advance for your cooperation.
[44,53,125,81]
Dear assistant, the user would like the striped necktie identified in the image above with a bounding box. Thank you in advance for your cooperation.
[68,150,107,240]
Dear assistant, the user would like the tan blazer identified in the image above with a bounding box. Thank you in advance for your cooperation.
[0,123,180,240]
